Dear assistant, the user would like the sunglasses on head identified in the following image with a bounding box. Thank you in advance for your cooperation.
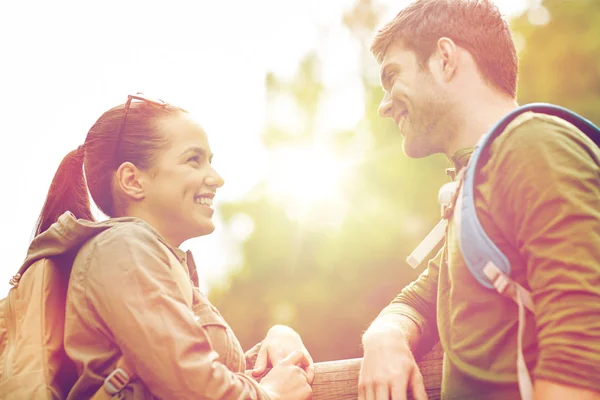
[115,93,167,158]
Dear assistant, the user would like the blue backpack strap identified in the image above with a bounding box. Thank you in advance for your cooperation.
[458,103,600,289]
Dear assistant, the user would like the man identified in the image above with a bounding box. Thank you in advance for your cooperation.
[358,1,600,399]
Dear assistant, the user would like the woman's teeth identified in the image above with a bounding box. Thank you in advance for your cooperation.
[194,197,213,206]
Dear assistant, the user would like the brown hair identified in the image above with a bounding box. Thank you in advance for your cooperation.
[35,101,186,236]
[371,0,518,97]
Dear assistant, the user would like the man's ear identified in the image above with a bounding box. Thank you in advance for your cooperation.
[434,37,458,82]
[115,162,147,201]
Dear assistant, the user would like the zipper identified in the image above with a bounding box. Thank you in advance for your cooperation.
[2,288,16,381]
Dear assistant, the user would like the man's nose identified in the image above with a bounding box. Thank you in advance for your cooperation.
[378,94,393,119]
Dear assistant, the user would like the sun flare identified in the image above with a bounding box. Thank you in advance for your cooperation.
[265,145,347,208]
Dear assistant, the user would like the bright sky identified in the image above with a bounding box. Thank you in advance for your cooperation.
[0,0,528,298]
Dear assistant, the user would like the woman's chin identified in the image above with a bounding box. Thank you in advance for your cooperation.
[180,224,215,244]
[195,221,216,237]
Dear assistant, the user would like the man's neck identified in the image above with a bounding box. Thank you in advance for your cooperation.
[446,92,518,158]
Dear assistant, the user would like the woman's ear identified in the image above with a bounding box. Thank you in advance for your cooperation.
[115,162,147,201]
[435,37,458,82]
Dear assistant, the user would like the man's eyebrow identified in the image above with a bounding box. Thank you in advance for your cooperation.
[380,64,391,87]
[380,63,398,88]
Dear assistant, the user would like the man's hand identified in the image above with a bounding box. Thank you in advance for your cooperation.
[359,317,428,400]
[535,379,600,400]
[252,325,314,383]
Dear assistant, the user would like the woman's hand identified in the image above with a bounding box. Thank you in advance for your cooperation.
[252,325,314,383]
[259,350,313,400]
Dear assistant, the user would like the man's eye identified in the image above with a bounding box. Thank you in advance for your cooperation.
[188,156,201,164]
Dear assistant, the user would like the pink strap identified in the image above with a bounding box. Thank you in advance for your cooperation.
[483,262,534,400]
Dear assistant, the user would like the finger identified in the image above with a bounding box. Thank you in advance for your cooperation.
[251,346,268,377]
[358,361,369,400]
[270,348,287,366]
[364,386,376,400]
[304,348,314,365]
[245,341,262,368]
[293,365,309,379]
[305,363,315,384]
[246,341,262,357]
[390,382,408,400]
[374,383,389,400]
[298,378,313,400]
[280,349,311,367]
[304,382,313,400]
[358,378,366,400]
[409,370,428,400]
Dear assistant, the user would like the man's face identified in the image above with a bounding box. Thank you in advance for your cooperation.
[377,41,454,158]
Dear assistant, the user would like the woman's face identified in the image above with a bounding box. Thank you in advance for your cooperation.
[139,113,224,246]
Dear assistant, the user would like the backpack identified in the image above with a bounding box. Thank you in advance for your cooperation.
[0,256,77,399]
[0,215,194,399]
[0,252,136,400]
[406,103,599,400]
[455,104,600,400]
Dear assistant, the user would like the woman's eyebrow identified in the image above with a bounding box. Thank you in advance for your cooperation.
[182,146,214,162]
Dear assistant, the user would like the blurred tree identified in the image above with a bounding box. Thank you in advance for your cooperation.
[513,0,600,124]
[210,0,447,362]
[210,0,600,363]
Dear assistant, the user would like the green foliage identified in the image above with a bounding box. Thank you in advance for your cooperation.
[513,0,600,124]
[210,0,600,362]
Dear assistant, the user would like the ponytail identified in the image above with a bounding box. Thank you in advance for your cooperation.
[35,146,95,236]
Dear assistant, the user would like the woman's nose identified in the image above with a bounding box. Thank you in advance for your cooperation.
[205,166,224,188]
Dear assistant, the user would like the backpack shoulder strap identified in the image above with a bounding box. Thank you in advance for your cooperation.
[457,103,600,289]
[456,103,600,400]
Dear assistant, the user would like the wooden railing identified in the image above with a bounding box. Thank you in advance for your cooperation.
[310,345,443,400]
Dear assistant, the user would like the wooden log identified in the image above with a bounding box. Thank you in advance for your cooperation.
[312,347,443,400]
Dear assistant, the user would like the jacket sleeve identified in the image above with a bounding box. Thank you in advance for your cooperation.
[85,224,271,400]
[487,114,600,392]
[378,245,442,343]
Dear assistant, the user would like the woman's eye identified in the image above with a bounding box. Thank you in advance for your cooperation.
[188,156,201,164]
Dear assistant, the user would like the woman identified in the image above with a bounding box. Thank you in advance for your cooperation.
[34,94,313,399]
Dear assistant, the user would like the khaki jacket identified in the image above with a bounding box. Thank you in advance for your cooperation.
[22,213,269,400]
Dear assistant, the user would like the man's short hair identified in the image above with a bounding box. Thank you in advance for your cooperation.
[371,0,518,98]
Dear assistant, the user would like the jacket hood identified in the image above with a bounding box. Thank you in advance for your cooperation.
[18,212,139,276]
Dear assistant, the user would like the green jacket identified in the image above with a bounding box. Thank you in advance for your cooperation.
[380,111,600,399]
